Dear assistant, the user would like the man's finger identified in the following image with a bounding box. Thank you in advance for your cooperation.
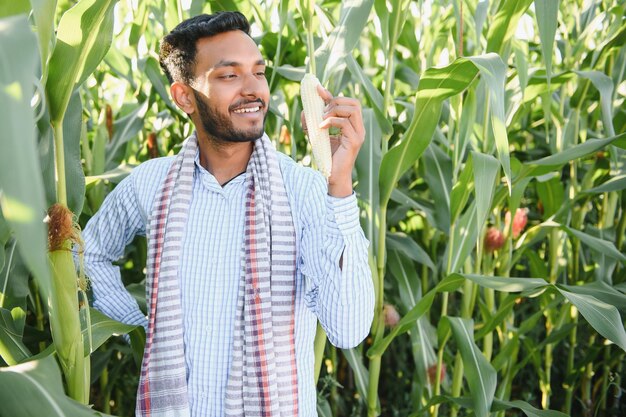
[316,84,333,103]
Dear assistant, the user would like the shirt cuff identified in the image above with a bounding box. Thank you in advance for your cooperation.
[326,192,361,236]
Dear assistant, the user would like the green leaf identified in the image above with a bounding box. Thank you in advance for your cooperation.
[368,274,464,357]
[535,0,560,80]
[63,90,85,215]
[535,175,564,219]
[316,0,374,82]
[0,15,51,297]
[82,309,140,356]
[387,248,426,310]
[467,55,510,192]
[472,152,500,240]
[557,288,626,352]
[513,40,529,95]
[387,250,436,390]
[85,163,135,188]
[457,273,549,293]
[486,0,533,55]
[562,225,626,263]
[0,307,31,365]
[379,58,480,207]
[30,0,58,81]
[575,70,615,136]
[422,144,452,231]
[0,355,116,416]
[446,317,496,417]
[519,133,626,178]
[494,399,569,417]
[0,0,30,18]
[105,102,149,170]
[144,56,176,110]
[445,201,478,274]
[355,109,382,249]
[561,281,626,313]
[342,347,375,406]
[584,174,626,194]
[450,154,474,224]
[46,0,119,124]
[346,55,392,135]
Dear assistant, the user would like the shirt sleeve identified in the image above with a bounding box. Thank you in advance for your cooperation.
[300,175,375,349]
[82,172,149,330]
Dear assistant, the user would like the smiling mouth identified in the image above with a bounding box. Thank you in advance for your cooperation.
[232,106,261,114]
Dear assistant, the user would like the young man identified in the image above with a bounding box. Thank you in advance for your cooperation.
[83,11,374,417]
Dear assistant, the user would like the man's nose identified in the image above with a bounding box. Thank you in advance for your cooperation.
[241,73,266,97]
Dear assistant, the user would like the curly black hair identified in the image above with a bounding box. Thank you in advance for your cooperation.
[159,11,251,85]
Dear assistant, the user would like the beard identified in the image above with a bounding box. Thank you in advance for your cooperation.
[193,90,267,144]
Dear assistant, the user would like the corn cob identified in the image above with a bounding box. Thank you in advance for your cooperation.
[47,203,88,403]
[300,73,332,179]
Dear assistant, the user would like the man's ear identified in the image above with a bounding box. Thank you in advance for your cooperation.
[170,82,195,115]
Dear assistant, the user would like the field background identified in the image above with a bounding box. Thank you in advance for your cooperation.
[1,0,626,416]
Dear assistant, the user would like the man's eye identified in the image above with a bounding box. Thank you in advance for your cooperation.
[220,74,237,79]
[256,71,266,77]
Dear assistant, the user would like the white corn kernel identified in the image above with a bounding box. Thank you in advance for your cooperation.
[300,73,332,179]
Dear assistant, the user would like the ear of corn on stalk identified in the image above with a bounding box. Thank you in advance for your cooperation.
[300,73,332,179]
[47,203,89,404]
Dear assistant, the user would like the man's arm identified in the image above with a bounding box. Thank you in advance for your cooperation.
[83,173,148,330]
[300,175,375,349]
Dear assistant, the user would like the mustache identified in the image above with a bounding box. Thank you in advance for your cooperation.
[229,98,265,111]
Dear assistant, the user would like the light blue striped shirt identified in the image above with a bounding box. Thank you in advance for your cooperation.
[83,146,375,417]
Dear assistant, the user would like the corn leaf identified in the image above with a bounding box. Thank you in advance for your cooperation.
[457,274,549,293]
[535,0,560,81]
[561,281,626,313]
[63,90,85,215]
[445,317,497,417]
[0,355,116,417]
[46,0,118,124]
[494,399,568,417]
[387,232,435,272]
[82,309,141,356]
[342,347,377,408]
[368,274,464,357]
[355,109,382,249]
[574,70,616,136]
[556,288,626,352]
[0,15,51,296]
[450,154,474,224]
[583,174,626,194]
[519,132,626,178]
[468,54,511,191]
[472,151,500,242]
[316,0,374,83]
[379,58,480,207]
[0,0,30,17]
[446,201,478,274]
[29,0,58,81]
[421,144,452,232]
[485,0,533,55]
[0,307,31,365]
[561,225,626,263]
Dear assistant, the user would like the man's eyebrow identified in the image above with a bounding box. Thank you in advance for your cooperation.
[213,59,266,69]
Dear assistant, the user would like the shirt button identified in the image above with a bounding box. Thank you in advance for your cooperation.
[205,325,211,332]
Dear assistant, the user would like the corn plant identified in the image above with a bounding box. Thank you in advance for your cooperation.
[1,0,626,416]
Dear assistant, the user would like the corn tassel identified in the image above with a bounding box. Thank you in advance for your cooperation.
[300,73,332,179]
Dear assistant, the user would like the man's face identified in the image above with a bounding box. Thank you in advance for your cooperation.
[190,30,270,144]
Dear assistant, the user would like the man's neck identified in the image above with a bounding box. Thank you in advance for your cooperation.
[197,133,254,186]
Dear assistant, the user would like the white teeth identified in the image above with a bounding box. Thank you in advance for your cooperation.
[233,106,260,114]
